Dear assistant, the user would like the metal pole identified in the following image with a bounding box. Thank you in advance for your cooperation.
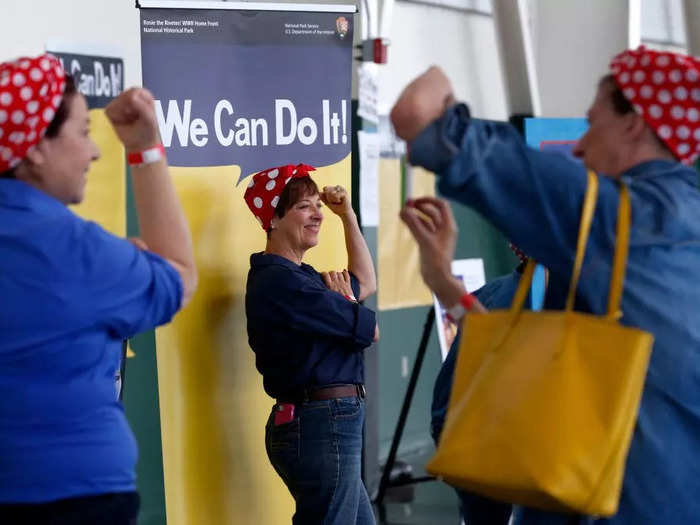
[375,307,435,506]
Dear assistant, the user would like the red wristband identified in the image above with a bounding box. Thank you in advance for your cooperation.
[446,292,476,323]
[127,144,165,167]
[460,292,476,310]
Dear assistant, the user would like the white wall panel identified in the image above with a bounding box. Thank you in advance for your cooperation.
[379,3,508,120]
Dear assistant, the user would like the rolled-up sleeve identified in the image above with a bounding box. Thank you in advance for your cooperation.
[78,221,183,338]
[249,266,376,350]
[349,271,375,347]
[351,299,376,348]
[408,104,620,284]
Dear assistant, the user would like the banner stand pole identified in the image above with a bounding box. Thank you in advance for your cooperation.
[374,308,437,517]
[118,340,128,401]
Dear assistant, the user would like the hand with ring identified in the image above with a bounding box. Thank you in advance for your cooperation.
[320,184,352,217]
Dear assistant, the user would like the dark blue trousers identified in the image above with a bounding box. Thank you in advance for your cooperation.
[266,397,374,525]
[0,491,139,525]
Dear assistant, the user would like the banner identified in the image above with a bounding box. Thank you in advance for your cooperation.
[140,5,355,524]
[141,7,352,181]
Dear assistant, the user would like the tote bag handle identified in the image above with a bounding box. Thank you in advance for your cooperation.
[508,171,631,320]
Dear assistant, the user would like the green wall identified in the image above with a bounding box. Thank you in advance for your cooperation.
[376,187,519,462]
[122,169,168,525]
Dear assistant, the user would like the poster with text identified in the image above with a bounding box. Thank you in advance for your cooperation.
[432,258,486,360]
[141,8,353,181]
[140,7,354,525]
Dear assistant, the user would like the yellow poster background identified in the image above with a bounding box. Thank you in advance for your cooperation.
[377,159,436,310]
[71,111,431,518]
[155,156,352,525]
[70,109,125,236]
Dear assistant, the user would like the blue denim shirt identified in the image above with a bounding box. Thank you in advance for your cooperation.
[0,180,183,503]
[411,106,700,524]
[246,252,376,399]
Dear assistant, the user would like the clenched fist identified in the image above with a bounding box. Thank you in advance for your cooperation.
[390,66,455,143]
[105,88,160,153]
[320,185,352,217]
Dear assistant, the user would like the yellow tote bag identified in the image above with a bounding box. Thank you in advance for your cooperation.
[426,172,653,517]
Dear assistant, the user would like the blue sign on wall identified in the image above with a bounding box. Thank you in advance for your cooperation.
[524,118,588,310]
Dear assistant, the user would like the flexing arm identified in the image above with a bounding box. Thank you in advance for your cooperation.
[105,88,197,307]
[250,266,377,348]
[321,185,377,301]
[391,67,619,283]
[321,269,380,341]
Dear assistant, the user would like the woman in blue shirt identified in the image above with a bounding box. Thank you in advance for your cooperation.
[244,164,378,524]
[393,46,700,524]
[0,54,196,524]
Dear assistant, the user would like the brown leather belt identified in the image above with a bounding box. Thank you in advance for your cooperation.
[277,384,366,405]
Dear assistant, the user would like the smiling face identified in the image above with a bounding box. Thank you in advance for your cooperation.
[274,192,323,250]
[269,176,323,252]
[31,93,101,205]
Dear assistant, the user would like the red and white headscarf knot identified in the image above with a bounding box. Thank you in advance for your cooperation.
[0,54,66,172]
[610,46,700,164]
[243,163,316,231]
[509,242,528,264]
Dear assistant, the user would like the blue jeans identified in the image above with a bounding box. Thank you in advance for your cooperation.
[265,397,375,525]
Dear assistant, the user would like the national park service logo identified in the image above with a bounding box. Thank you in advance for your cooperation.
[336,17,349,39]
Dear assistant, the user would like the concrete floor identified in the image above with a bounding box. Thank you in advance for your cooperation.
[373,449,462,525]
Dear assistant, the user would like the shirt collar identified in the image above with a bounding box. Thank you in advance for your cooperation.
[620,159,690,181]
[0,179,69,217]
[250,251,314,273]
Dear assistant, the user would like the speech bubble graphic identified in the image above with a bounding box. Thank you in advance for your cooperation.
[141,9,353,184]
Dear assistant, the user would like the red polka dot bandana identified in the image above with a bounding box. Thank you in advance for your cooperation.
[243,163,316,231]
[509,242,528,264]
[610,46,700,164]
[0,54,66,173]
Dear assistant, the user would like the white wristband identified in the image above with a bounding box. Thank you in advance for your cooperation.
[446,302,466,323]
[127,144,165,167]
